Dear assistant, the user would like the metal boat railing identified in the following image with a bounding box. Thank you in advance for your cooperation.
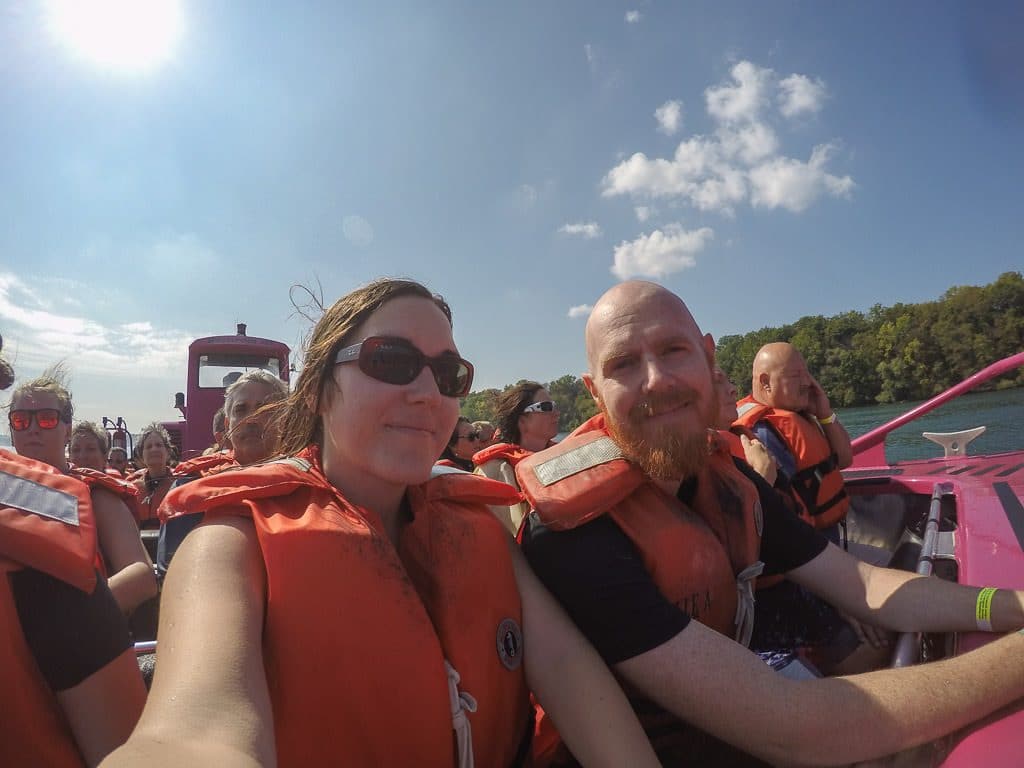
[850,351,1024,466]
[890,482,952,668]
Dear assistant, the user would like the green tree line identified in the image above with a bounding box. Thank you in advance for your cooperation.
[461,272,1024,430]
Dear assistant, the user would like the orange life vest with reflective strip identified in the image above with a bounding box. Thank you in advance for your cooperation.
[733,397,848,529]
[162,448,534,767]
[517,415,764,640]
[516,416,764,766]
[0,450,97,768]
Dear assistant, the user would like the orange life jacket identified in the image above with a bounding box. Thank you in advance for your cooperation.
[0,450,97,768]
[69,466,145,576]
[163,448,534,767]
[172,451,238,478]
[516,416,764,765]
[733,397,848,529]
[472,442,534,468]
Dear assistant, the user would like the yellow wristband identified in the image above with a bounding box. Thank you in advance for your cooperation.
[818,412,837,425]
[976,587,997,631]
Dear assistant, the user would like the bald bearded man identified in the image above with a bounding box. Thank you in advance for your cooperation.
[517,280,1024,767]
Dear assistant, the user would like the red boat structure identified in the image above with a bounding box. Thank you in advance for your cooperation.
[845,351,1024,766]
[160,322,290,460]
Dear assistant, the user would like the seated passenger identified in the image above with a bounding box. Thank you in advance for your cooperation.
[105,278,659,767]
[200,407,228,455]
[473,419,498,447]
[127,424,176,529]
[473,381,559,535]
[518,280,1024,766]
[0,337,144,766]
[735,342,853,541]
[712,366,776,485]
[9,370,156,616]
[157,369,288,577]
[436,416,478,471]
[70,421,111,473]
[106,447,129,477]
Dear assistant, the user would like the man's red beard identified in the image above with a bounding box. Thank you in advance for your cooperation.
[605,385,720,482]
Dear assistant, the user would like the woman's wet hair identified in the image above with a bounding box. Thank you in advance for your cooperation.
[8,365,74,422]
[275,278,452,456]
[494,381,544,446]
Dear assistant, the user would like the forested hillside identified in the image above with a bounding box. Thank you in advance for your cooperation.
[461,272,1024,430]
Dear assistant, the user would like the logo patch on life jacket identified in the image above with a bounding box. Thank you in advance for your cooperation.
[753,498,763,537]
[496,618,523,671]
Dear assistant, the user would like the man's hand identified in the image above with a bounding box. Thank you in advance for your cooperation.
[741,434,777,486]
[807,376,833,420]
[841,610,891,649]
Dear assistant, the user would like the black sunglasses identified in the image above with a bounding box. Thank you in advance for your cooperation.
[458,430,481,442]
[335,336,474,398]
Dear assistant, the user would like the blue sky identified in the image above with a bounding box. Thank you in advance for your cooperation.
[1,1,1022,435]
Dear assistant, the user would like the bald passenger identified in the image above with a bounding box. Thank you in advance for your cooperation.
[516,280,1024,766]
[735,342,852,539]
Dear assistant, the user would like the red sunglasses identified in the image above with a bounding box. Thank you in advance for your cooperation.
[9,408,65,432]
[334,336,474,398]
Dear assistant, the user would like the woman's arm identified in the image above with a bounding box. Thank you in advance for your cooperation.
[101,517,276,768]
[91,488,157,614]
[509,541,660,768]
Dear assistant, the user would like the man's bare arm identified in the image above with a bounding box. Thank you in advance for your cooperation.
[789,542,1024,633]
[616,618,1024,767]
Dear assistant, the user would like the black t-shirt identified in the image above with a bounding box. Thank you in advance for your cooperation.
[521,458,828,665]
[11,568,133,691]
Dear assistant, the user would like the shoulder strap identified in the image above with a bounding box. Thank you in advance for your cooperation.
[516,429,644,531]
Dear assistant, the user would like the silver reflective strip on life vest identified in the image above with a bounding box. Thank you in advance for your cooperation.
[736,401,759,419]
[0,471,79,526]
[533,436,624,487]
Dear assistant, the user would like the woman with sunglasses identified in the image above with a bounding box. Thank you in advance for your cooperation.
[437,416,479,471]
[127,424,176,529]
[8,371,157,617]
[1,358,145,767]
[473,382,560,535]
[107,278,658,768]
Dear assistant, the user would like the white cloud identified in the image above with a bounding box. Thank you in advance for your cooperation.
[778,73,827,118]
[625,10,642,23]
[705,61,773,124]
[748,143,854,212]
[611,225,714,280]
[601,59,853,216]
[567,304,593,319]
[634,205,654,222]
[558,221,603,239]
[654,100,683,135]
[342,215,375,247]
[584,43,596,70]
[0,271,201,379]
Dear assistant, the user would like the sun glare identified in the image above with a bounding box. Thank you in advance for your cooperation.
[44,0,184,75]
